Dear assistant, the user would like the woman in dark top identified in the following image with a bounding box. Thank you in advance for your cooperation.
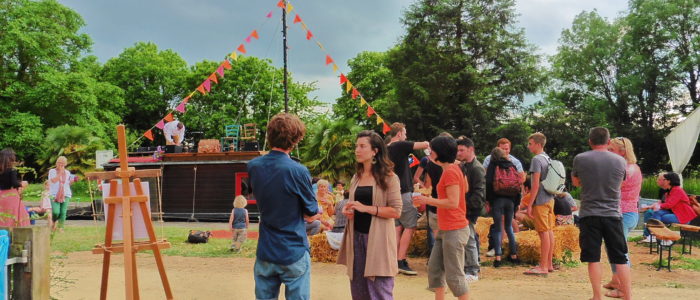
[484,147,520,267]
[0,148,30,227]
[337,130,402,300]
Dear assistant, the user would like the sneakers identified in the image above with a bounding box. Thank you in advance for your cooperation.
[642,235,657,243]
[465,274,479,283]
[660,240,673,246]
[486,249,495,257]
[398,259,417,275]
[493,260,502,268]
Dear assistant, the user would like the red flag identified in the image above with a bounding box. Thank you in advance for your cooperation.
[367,106,375,117]
[250,30,259,40]
[216,66,224,77]
[203,79,211,92]
[237,44,246,54]
[306,30,313,40]
[351,88,359,99]
[176,102,186,113]
[277,0,285,8]
[339,73,347,84]
[325,55,333,65]
[144,130,154,141]
[164,113,174,122]
[266,11,273,18]
[382,123,391,134]
[197,85,206,95]
[209,73,218,84]
[155,120,165,129]
[409,154,420,168]
[222,60,232,70]
[293,14,302,24]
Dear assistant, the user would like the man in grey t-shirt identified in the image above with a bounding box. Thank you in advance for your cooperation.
[572,127,630,300]
[523,132,554,276]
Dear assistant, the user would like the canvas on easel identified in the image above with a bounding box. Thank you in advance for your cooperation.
[102,181,151,241]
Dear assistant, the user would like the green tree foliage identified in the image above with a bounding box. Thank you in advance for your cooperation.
[385,0,544,142]
[0,111,44,161]
[301,118,363,184]
[36,125,104,176]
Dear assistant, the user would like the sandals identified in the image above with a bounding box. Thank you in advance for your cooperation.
[523,267,548,277]
[604,289,624,298]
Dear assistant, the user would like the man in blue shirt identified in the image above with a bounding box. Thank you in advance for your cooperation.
[247,113,318,300]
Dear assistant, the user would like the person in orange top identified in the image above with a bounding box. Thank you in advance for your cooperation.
[515,175,535,231]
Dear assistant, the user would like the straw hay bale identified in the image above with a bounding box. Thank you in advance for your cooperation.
[408,230,430,257]
[309,233,338,263]
[475,217,494,249]
[502,225,580,264]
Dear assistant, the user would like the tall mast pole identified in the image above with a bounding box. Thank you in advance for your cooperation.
[282,1,289,113]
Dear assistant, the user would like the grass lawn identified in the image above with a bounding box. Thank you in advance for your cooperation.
[22,182,99,203]
[51,225,258,258]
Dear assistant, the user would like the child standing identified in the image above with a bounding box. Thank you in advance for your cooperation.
[228,195,249,252]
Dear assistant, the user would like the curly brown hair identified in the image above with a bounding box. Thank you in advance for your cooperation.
[266,113,306,150]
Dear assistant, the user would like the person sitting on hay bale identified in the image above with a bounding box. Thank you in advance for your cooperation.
[553,192,578,226]
[325,191,350,250]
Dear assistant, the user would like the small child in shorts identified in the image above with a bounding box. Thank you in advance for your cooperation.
[228,195,249,252]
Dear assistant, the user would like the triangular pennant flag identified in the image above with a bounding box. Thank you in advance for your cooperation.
[245,36,252,43]
[293,14,302,24]
[277,0,285,8]
[316,41,324,50]
[339,73,347,84]
[197,85,207,95]
[176,101,186,113]
[376,116,383,125]
[251,30,259,40]
[144,130,154,141]
[383,122,391,134]
[332,63,338,73]
[266,11,273,18]
[155,120,165,130]
[222,60,232,70]
[237,44,246,54]
[286,3,294,13]
[209,73,218,84]
[183,96,191,104]
[164,113,174,122]
[351,88,359,99]
[229,52,238,61]
[203,79,211,92]
[360,97,367,106]
[325,55,333,65]
[306,30,313,40]
[367,106,375,117]
[216,66,224,77]
[346,81,353,93]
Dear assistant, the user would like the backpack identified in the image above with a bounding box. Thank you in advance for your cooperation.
[187,230,212,244]
[540,154,566,195]
[493,164,521,196]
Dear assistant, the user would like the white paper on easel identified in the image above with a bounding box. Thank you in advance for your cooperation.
[102,181,151,241]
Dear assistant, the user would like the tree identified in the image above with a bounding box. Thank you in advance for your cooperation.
[384,0,544,142]
[36,125,104,176]
[0,111,44,162]
[300,118,363,184]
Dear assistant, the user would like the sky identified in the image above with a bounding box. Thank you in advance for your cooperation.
[58,0,629,108]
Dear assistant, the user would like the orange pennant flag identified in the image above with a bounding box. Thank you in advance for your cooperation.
[222,60,232,70]
[306,30,313,40]
[237,44,246,54]
[376,116,384,125]
[144,130,154,141]
[250,30,259,40]
[360,97,367,106]
[164,113,174,122]
[209,73,218,84]
[367,106,375,117]
[339,73,347,84]
[277,0,285,8]
[351,88,359,99]
[197,85,207,95]
[382,122,391,134]
[346,81,353,93]
[325,55,333,65]
[293,14,302,24]
[183,96,191,104]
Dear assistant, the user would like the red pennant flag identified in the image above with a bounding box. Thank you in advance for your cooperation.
[306,30,313,40]
[203,79,211,92]
[250,30,259,40]
[197,85,206,95]
[176,102,186,113]
[164,113,174,122]
[237,44,246,54]
[325,55,333,65]
[245,36,252,43]
[367,106,375,117]
[155,120,165,129]
[266,11,273,18]
[209,73,218,84]
[293,14,302,24]
[382,123,391,134]
[216,66,224,77]
[351,88,359,99]
[277,0,285,8]
[222,60,232,70]
[144,130,154,141]
[339,73,347,84]
[409,154,420,168]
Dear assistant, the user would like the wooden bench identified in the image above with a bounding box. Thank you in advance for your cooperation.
[647,226,681,271]
[672,223,700,255]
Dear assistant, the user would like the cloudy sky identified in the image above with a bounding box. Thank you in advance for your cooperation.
[59,0,628,107]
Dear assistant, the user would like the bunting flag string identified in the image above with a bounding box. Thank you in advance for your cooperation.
[164,113,174,122]
[155,120,165,130]
[144,130,154,141]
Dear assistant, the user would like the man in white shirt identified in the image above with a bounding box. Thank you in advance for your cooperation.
[163,120,185,145]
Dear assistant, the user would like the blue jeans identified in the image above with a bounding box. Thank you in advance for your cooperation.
[652,210,679,224]
[491,197,517,256]
[254,252,311,300]
[611,212,638,272]
[642,210,654,237]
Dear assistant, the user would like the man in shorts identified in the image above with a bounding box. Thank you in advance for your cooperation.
[386,122,429,275]
[524,132,555,276]
[572,127,631,300]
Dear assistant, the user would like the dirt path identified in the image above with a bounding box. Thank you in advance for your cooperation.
[55,242,699,300]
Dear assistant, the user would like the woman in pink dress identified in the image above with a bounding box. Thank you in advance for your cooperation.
[0,149,30,227]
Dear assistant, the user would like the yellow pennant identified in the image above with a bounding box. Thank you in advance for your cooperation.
[229,52,238,61]
[332,63,338,73]
[376,116,384,125]
[346,81,353,93]
[188,91,196,98]
[316,41,324,50]
[360,97,367,106]
[286,3,294,13]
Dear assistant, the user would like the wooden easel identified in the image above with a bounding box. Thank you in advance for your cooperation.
[87,125,173,299]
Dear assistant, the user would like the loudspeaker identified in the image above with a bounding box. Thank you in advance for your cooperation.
[165,145,183,153]
[243,141,259,151]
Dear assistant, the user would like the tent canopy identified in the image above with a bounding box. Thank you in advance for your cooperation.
[665,106,700,173]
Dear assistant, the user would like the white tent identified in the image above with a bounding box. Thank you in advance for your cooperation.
[665,106,700,173]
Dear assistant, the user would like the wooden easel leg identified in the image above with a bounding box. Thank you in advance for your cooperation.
[122,187,137,300]
[100,202,116,300]
[140,201,174,299]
